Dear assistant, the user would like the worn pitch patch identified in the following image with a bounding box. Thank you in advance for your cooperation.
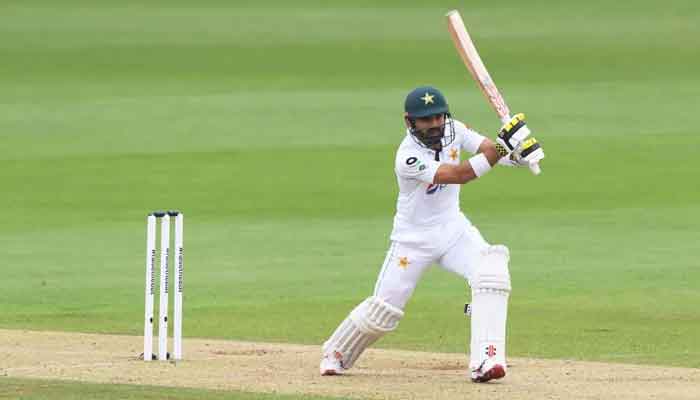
[1,329,698,400]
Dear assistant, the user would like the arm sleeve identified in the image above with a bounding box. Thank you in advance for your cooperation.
[395,151,441,184]
[455,120,486,154]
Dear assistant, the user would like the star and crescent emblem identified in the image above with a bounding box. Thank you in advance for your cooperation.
[449,148,459,161]
[420,92,434,105]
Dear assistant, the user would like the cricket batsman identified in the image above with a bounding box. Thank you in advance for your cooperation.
[319,86,544,382]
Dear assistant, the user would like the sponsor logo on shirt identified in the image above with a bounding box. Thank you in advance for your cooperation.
[426,183,447,195]
[407,156,428,171]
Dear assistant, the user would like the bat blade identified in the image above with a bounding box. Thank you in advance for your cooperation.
[446,10,510,123]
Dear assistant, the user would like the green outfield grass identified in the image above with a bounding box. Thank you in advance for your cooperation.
[1,2,698,392]
[0,378,336,400]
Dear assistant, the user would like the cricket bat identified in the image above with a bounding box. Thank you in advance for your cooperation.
[446,10,541,175]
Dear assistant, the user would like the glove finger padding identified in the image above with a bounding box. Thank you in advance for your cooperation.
[496,113,531,153]
[514,137,545,167]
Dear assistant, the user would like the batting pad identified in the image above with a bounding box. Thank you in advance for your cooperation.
[323,296,404,369]
[470,245,511,370]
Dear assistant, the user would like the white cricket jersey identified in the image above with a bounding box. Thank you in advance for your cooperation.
[390,119,485,243]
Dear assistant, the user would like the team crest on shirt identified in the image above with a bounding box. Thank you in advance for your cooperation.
[449,148,459,161]
[398,256,410,269]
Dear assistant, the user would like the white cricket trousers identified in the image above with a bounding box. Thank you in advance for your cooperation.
[374,216,490,310]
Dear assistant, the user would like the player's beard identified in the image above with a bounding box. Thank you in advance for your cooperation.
[409,115,456,151]
[425,127,444,152]
[412,126,441,148]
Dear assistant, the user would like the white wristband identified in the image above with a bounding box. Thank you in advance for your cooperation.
[468,153,492,177]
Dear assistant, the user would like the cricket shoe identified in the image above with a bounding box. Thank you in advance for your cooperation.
[319,353,345,376]
[471,359,506,383]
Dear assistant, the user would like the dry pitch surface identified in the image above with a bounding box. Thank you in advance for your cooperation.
[1,329,698,400]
